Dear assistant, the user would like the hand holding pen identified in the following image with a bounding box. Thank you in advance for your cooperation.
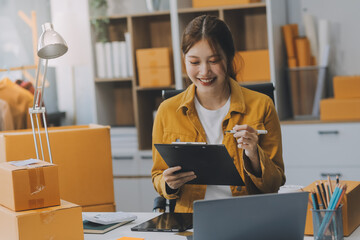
[225,125,266,172]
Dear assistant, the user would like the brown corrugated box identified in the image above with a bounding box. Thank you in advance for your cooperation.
[82,203,116,212]
[234,50,270,82]
[333,76,360,99]
[193,0,260,8]
[136,47,174,87]
[138,67,173,87]
[136,47,171,68]
[320,98,360,121]
[0,124,115,207]
[0,160,60,211]
[303,181,360,236]
[0,200,83,240]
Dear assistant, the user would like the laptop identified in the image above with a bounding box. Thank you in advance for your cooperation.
[193,192,309,240]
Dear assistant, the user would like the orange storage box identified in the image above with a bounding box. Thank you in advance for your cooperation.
[0,160,60,211]
[234,50,270,82]
[0,125,115,208]
[303,181,360,236]
[136,47,171,68]
[0,200,83,240]
[320,98,360,121]
[138,67,173,87]
[333,75,360,99]
[82,203,116,212]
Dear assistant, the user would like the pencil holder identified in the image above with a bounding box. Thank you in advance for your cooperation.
[312,205,343,240]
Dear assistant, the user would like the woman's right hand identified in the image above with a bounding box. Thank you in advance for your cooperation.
[163,166,197,190]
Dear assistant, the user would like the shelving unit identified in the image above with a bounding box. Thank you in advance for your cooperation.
[90,0,288,150]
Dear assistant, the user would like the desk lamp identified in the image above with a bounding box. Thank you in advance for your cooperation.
[30,23,68,163]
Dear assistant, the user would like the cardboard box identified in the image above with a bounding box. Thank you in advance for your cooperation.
[138,67,173,87]
[303,181,360,236]
[193,0,260,8]
[82,203,116,212]
[320,98,360,121]
[234,50,270,82]
[333,76,360,99]
[0,160,60,211]
[136,47,171,68]
[0,200,83,240]
[0,124,115,207]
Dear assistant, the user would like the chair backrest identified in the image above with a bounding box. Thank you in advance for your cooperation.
[162,82,275,103]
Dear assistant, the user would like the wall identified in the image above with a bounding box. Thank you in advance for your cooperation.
[287,0,360,95]
[50,0,97,125]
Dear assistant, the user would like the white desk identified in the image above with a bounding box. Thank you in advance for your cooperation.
[84,212,360,240]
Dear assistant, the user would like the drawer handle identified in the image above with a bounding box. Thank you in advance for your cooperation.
[318,130,339,135]
[140,156,152,160]
[113,156,134,160]
[320,173,342,178]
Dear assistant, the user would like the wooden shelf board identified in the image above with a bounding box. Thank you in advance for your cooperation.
[95,77,133,83]
[178,2,266,14]
[136,85,175,91]
[281,119,360,125]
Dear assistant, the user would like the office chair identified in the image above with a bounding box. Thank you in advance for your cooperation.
[153,82,275,212]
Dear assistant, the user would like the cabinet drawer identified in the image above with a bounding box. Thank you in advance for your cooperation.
[285,166,360,186]
[112,152,138,176]
[138,150,153,176]
[281,122,360,166]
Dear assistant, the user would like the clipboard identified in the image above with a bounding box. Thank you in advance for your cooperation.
[154,143,244,186]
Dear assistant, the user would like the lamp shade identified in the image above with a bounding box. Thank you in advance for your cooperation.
[37,23,68,59]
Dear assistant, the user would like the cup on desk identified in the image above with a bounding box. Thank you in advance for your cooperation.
[312,205,344,240]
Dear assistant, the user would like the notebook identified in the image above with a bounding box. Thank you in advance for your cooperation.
[83,220,134,234]
[193,192,309,240]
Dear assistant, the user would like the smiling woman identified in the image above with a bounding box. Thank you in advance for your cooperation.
[151,15,285,213]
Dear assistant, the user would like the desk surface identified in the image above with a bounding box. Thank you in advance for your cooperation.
[84,212,360,240]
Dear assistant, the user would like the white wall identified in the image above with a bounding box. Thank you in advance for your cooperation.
[287,0,360,83]
[50,0,97,125]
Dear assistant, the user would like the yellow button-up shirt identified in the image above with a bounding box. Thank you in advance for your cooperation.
[152,78,285,213]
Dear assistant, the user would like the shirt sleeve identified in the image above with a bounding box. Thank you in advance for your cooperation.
[243,97,286,193]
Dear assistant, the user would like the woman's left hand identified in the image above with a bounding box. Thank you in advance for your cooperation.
[232,124,259,161]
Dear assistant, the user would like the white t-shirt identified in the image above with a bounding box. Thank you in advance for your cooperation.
[194,96,233,200]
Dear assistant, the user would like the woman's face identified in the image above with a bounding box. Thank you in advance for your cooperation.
[184,39,227,95]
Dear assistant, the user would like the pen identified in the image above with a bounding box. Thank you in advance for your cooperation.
[224,129,268,135]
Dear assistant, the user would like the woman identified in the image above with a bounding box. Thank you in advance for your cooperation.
[152,15,285,213]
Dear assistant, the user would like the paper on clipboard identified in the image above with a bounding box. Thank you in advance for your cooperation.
[154,143,244,186]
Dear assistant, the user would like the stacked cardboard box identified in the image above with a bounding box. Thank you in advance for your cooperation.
[320,76,360,120]
[0,160,83,239]
[0,125,115,210]
[234,50,271,82]
[136,47,174,87]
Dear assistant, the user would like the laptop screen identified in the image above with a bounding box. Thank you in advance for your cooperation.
[193,192,309,240]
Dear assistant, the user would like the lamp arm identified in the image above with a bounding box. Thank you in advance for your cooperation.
[33,58,41,109]
[38,59,48,108]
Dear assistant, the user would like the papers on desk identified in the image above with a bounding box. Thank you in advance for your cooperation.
[82,212,137,234]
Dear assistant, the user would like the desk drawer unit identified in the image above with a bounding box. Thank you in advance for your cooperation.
[281,122,360,167]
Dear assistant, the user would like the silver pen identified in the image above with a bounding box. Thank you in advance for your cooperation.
[224,129,268,135]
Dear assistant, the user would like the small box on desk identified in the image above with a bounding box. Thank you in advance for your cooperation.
[0,200,83,240]
[138,67,173,87]
[333,75,360,99]
[192,0,260,8]
[320,98,360,121]
[0,160,60,212]
[82,203,116,212]
[303,180,360,236]
[0,125,114,208]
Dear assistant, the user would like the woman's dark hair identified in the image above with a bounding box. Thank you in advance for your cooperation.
[181,15,237,80]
